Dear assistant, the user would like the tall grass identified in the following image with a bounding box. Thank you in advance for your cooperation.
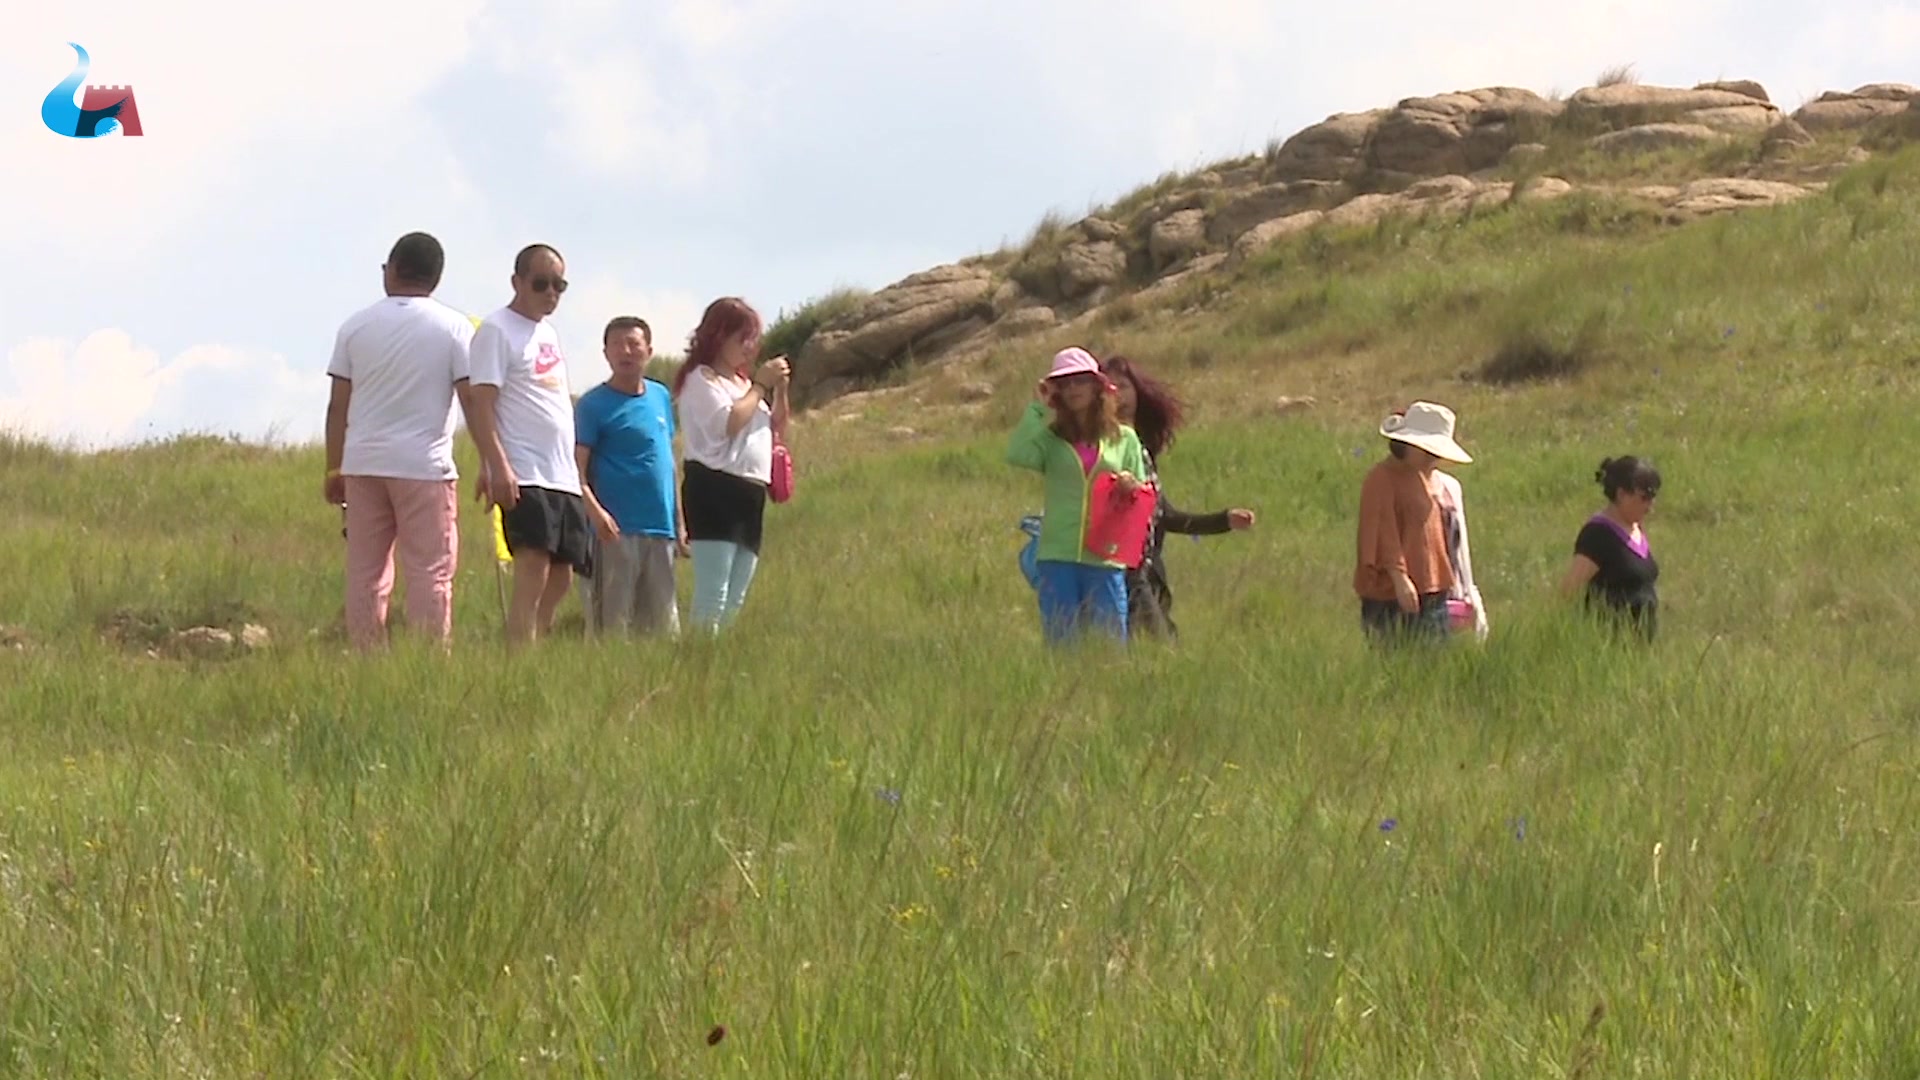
[3,151,1920,1079]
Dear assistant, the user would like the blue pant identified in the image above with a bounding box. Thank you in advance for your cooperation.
[689,540,759,633]
[1034,559,1129,646]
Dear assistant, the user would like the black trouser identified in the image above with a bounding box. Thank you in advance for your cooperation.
[1124,564,1176,640]
[1359,592,1449,645]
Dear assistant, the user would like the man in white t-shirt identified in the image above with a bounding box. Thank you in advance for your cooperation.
[323,230,479,651]
[466,243,592,647]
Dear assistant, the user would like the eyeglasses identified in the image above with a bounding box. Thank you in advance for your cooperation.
[529,275,568,294]
[1639,489,1659,500]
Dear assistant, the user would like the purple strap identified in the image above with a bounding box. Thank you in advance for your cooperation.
[1589,513,1649,558]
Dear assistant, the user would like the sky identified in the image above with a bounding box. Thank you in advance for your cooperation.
[2,0,1914,449]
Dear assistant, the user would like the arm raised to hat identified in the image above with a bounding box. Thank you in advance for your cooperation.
[1006,400,1053,472]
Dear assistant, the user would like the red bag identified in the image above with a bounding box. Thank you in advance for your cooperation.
[1083,472,1156,567]
[769,425,794,504]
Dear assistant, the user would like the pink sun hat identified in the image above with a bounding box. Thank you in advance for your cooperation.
[1044,346,1102,380]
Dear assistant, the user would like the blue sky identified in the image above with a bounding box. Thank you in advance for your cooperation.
[3,0,1914,447]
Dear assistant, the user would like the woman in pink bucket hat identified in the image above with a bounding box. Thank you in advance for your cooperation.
[1006,346,1152,645]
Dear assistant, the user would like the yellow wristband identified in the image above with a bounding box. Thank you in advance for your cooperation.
[326,468,343,478]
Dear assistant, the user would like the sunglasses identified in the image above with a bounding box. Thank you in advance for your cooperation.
[528,275,568,295]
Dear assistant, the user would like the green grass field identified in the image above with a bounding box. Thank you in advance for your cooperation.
[4,148,1920,1078]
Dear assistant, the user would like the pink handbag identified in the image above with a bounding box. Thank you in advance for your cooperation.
[1447,597,1476,632]
[769,427,794,504]
[1083,473,1157,568]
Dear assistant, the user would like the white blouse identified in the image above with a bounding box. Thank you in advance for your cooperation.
[676,365,773,483]
[1430,469,1489,640]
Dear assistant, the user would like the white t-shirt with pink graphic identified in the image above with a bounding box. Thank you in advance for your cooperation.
[469,306,581,495]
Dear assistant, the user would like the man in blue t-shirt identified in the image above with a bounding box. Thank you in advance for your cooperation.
[575,316,688,636]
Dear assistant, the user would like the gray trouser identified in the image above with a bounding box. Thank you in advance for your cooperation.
[584,535,680,636]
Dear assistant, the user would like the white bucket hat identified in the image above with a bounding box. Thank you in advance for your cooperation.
[1381,401,1472,464]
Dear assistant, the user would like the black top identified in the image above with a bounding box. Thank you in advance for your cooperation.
[1125,449,1233,636]
[1574,515,1658,639]
[1139,449,1233,572]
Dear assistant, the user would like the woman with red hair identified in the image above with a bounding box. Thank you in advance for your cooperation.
[1099,355,1255,639]
[673,297,790,632]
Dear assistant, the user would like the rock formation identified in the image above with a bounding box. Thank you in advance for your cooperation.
[785,74,1916,407]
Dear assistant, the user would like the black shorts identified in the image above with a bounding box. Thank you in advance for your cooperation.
[501,485,594,576]
[682,460,767,554]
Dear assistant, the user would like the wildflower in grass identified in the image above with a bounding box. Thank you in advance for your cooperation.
[1512,816,1527,841]
[875,787,901,806]
[1379,818,1397,832]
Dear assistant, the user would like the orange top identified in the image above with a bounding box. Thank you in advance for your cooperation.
[1354,459,1455,602]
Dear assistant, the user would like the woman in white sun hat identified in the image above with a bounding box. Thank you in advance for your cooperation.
[1353,401,1475,645]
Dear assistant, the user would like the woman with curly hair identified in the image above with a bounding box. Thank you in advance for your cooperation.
[672,297,790,632]
[1099,354,1254,639]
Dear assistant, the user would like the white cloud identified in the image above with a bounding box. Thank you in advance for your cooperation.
[545,49,715,183]
[3,0,1913,453]
[0,0,485,255]
[0,331,326,449]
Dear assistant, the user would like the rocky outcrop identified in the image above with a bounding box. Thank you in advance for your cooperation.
[1793,84,1919,132]
[783,72,1906,408]
[792,264,994,401]
[1589,123,1729,155]
[1266,110,1386,182]
[1364,88,1562,181]
[1075,216,1124,243]
[1662,178,1814,221]
[1565,84,1783,131]
[1148,209,1208,270]
[1205,181,1348,244]
[1761,118,1816,156]
[1230,210,1327,264]
[1056,241,1128,297]
[1695,79,1770,103]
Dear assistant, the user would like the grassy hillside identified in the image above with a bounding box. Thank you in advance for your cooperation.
[2,149,1920,1078]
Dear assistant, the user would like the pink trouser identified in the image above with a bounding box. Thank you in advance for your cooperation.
[343,475,458,649]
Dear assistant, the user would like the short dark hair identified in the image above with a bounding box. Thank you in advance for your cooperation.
[513,243,562,277]
[604,316,652,346]
[1597,456,1661,500]
[387,232,444,287]
[1386,438,1409,459]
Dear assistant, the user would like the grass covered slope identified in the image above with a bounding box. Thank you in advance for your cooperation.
[2,151,1920,1077]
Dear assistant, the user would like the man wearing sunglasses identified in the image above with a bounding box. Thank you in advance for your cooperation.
[467,243,593,647]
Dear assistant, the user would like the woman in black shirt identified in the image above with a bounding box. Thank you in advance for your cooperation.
[1559,456,1661,641]
[1098,355,1255,640]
